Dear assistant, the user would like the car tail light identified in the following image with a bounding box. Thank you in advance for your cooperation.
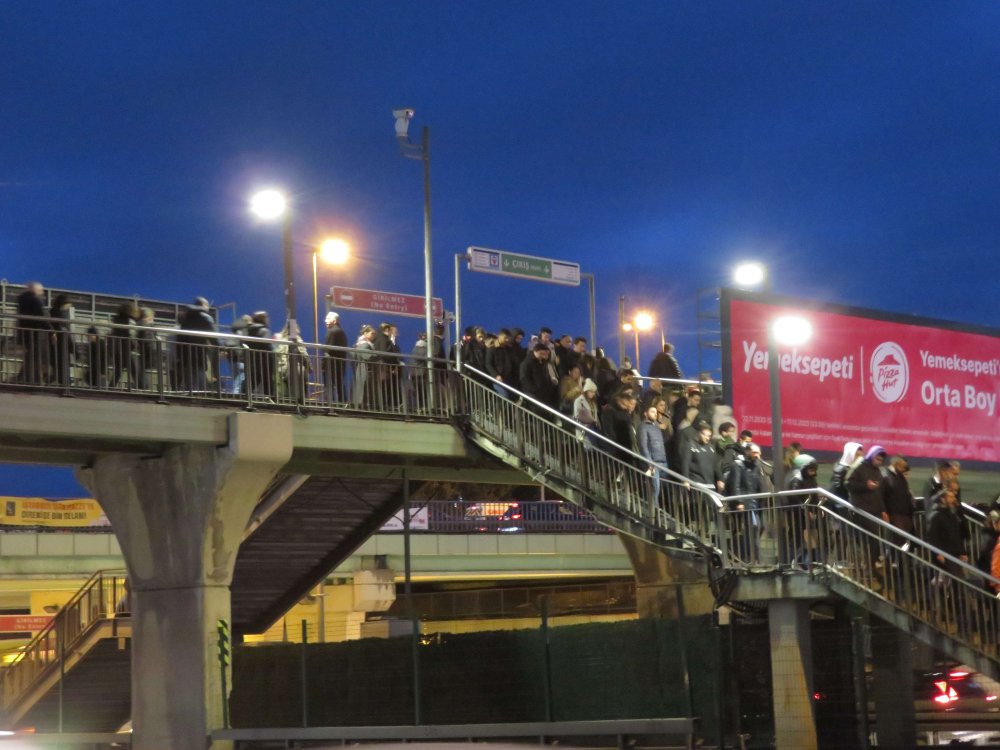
[934,681,960,704]
[949,670,969,679]
[987,695,997,702]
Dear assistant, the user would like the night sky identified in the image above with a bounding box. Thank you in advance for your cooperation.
[3,1,999,495]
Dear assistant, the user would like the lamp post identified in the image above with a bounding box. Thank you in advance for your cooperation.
[250,189,297,335]
[767,315,813,491]
[394,108,434,404]
[633,311,654,372]
[312,238,350,344]
[621,312,654,372]
[732,259,814,488]
[618,296,626,366]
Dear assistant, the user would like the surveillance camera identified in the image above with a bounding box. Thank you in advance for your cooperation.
[394,108,414,139]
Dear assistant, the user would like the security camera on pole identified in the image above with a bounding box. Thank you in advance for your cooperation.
[394,108,435,408]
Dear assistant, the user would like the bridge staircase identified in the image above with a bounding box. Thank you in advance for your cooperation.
[0,571,131,732]
[458,367,1000,681]
[230,473,417,638]
[0,472,417,730]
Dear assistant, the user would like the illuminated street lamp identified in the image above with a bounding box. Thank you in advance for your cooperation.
[250,188,296,334]
[633,311,654,372]
[312,238,350,344]
[733,261,768,290]
[621,311,655,372]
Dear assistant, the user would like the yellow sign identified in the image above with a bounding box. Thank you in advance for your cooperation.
[0,497,110,528]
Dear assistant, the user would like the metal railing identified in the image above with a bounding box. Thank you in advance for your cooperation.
[423,500,611,534]
[460,365,1000,669]
[717,488,1000,664]
[461,365,726,552]
[0,570,129,715]
[0,312,459,419]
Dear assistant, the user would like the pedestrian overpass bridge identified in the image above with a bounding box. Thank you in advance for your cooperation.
[0,329,997,750]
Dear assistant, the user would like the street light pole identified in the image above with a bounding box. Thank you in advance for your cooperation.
[767,320,784,492]
[421,126,434,395]
[312,251,320,345]
[581,272,596,354]
[618,296,626,365]
[395,109,435,408]
[282,209,296,336]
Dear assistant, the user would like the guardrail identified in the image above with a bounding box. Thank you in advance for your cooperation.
[419,500,611,534]
[460,364,1000,669]
[0,312,459,419]
[461,365,726,554]
[0,570,129,716]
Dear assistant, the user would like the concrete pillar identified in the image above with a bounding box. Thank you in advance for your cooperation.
[78,412,293,750]
[871,624,915,749]
[768,599,817,750]
[618,534,715,617]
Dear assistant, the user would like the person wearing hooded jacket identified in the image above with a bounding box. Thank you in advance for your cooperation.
[788,454,821,564]
[830,441,863,501]
[573,378,601,440]
[847,445,889,521]
[847,445,891,585]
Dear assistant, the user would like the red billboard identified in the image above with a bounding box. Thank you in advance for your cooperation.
[331,286,444,320]
[723,291,1000,463]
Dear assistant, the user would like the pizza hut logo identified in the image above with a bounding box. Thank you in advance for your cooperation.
[870,342,909,404]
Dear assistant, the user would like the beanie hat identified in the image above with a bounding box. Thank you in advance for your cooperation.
[582,378,598,393]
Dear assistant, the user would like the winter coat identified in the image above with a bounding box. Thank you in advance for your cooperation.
[638,420,668,467]
[681,440,720,486]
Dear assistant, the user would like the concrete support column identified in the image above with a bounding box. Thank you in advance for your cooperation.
[871,624,915,749]
[78,412,293,750]
[768,599,817,750]
[618,534,715,616]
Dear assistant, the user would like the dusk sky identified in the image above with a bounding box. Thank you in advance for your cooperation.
[3,1,999,495]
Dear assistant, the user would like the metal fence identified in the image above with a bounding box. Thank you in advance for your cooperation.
[460,364,1000,671]
[423,500,611,534]
[0,311,459,419]
[462,365,725,553]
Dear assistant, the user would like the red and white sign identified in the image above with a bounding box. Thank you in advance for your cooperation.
[725,293,1000,462]
[0,615,52,633]
[331,286,443,320]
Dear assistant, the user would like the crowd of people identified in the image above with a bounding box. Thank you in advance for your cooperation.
[452,316,1000,602]
[9,283,1000,599]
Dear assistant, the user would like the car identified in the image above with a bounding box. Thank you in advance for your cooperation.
[498,500,600,533]
[915,669,999,713]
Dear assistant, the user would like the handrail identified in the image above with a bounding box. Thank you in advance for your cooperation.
[719,484,1000,665]
[462,365,724,508]
[760,487,1000,585]
[460,366,726,555]
[0,310,459,419]
[0,569,129,713]
[461,363,1000,666]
